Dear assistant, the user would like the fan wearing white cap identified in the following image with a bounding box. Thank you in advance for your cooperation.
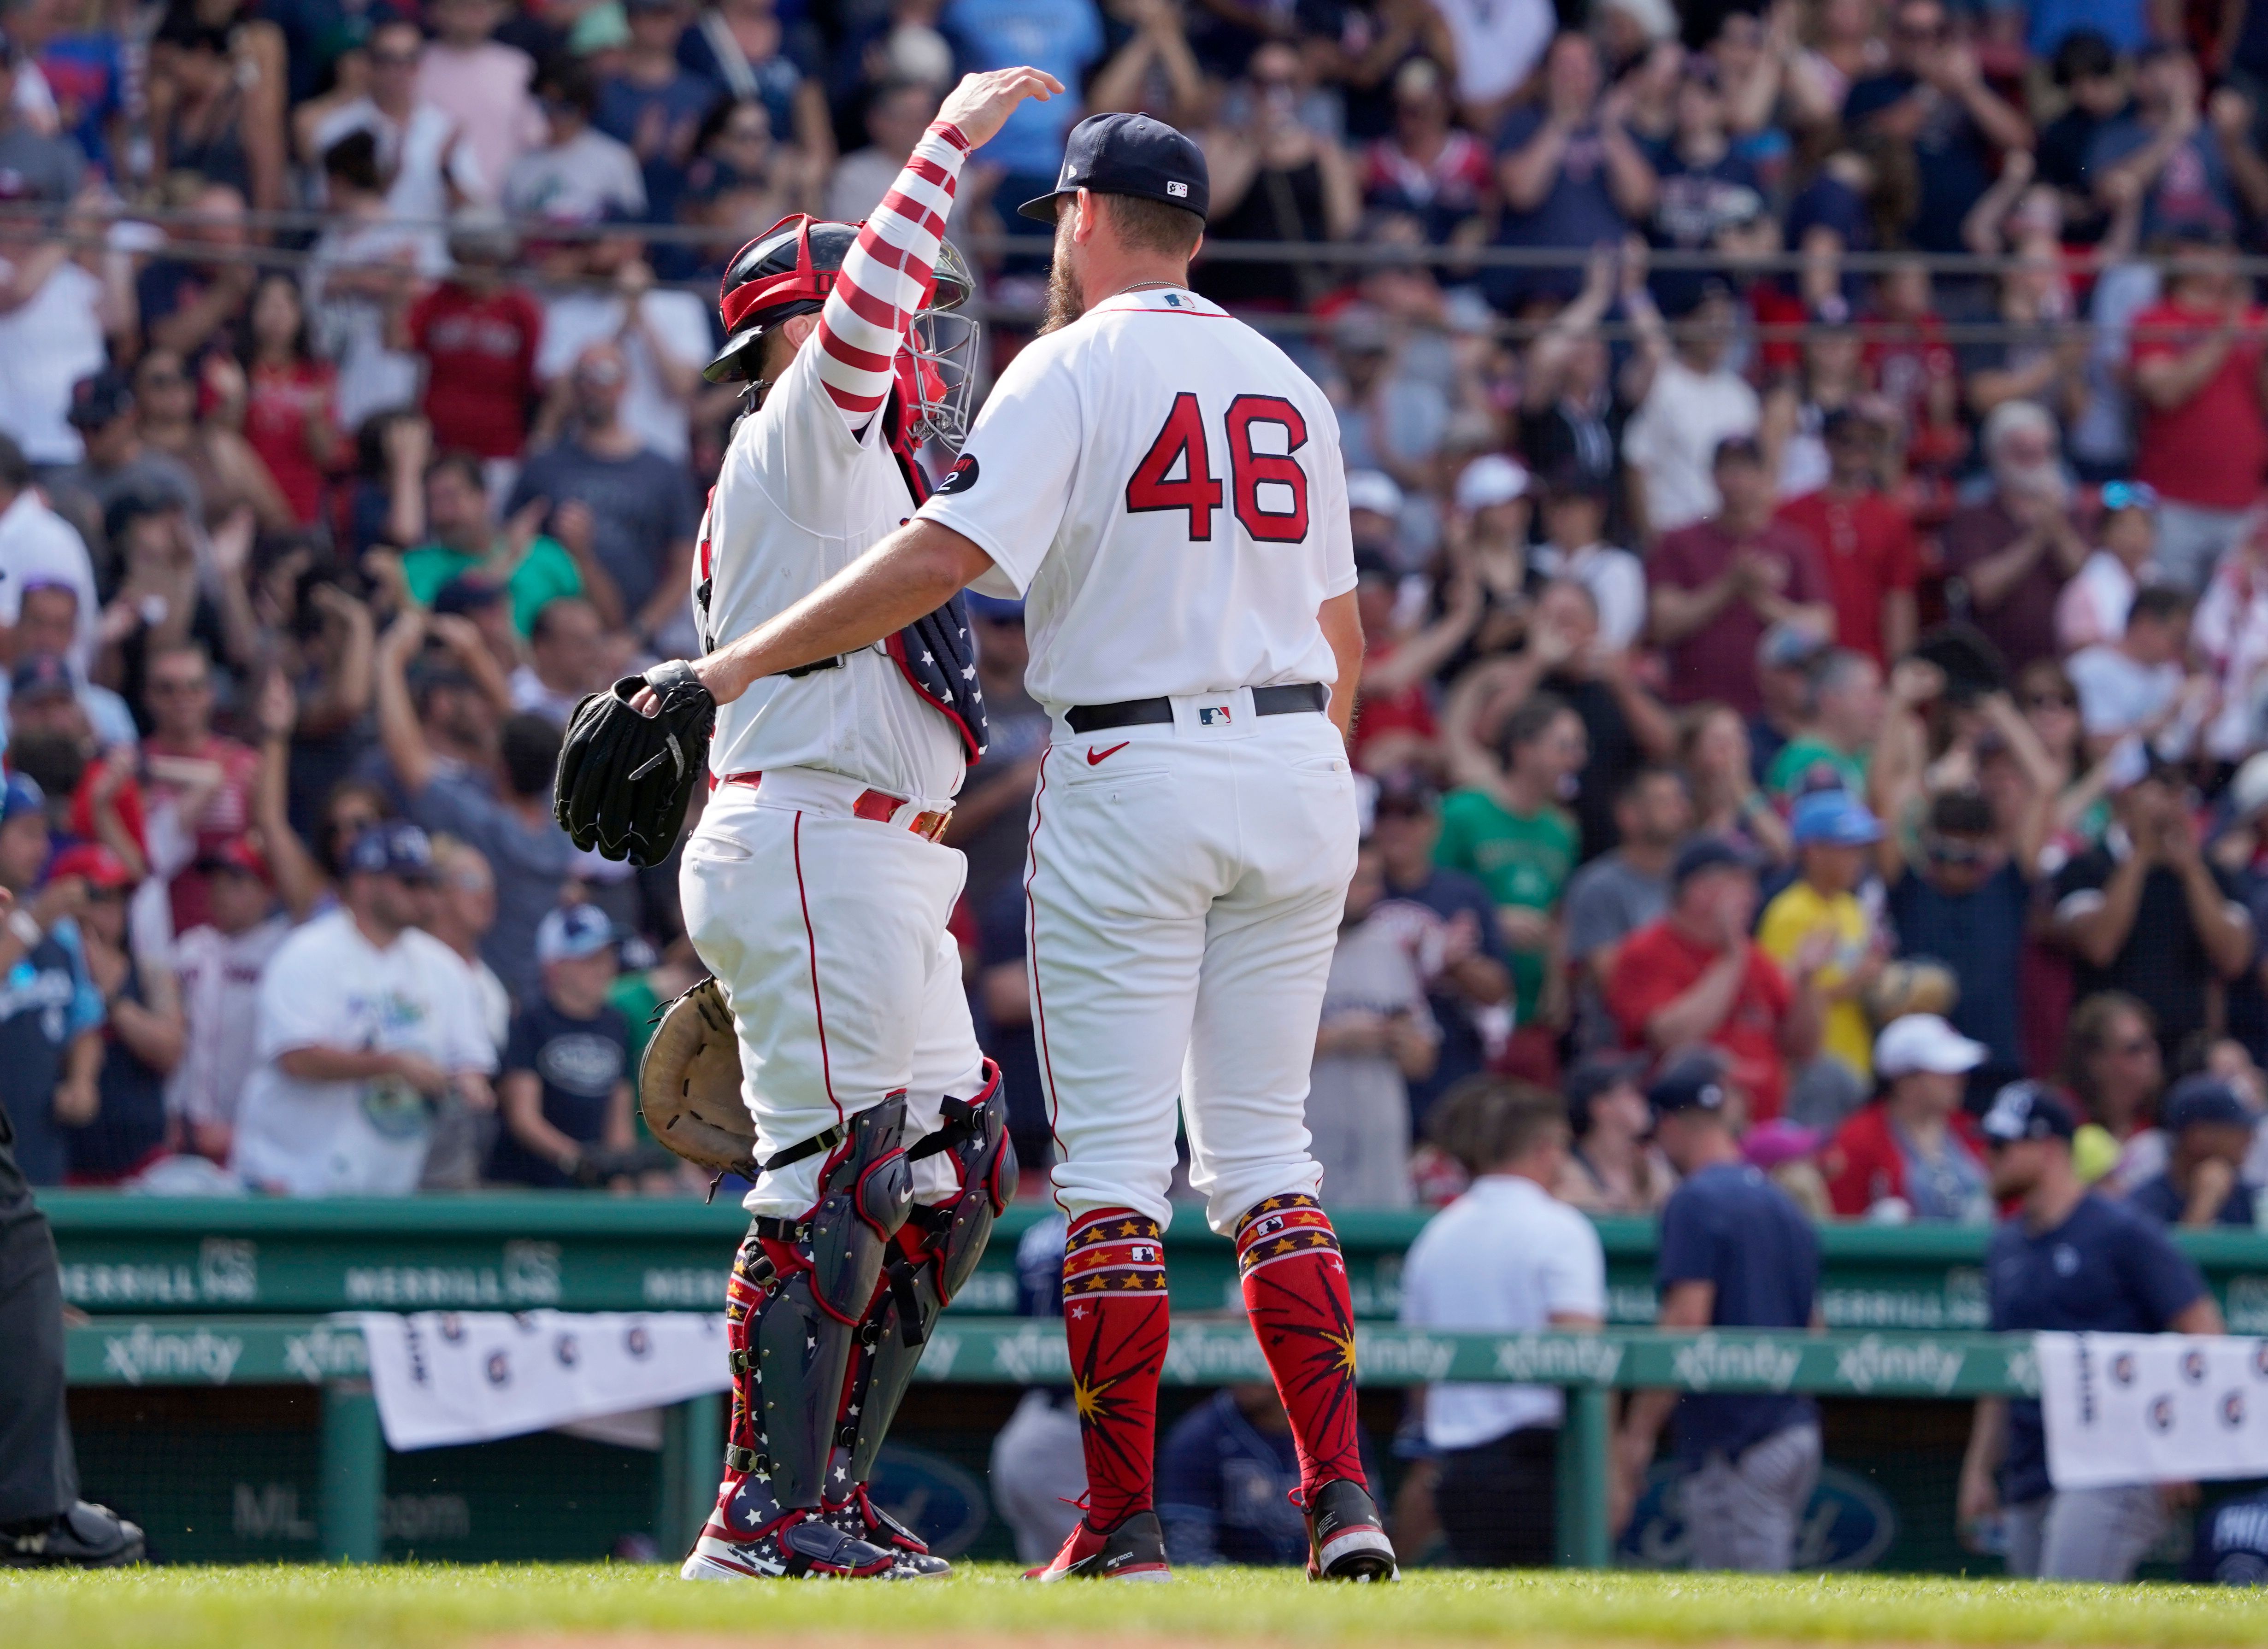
[1447,455,1539,653]
[1821,1013,1991,1221]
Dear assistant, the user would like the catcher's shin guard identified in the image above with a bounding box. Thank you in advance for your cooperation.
[687,1097,918,1579]
[823,1063,1016,1561]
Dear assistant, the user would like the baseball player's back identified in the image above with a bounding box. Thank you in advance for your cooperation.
[927,287,1354,710]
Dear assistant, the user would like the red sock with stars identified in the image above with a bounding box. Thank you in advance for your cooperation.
[1060,1207,1171,1530]
[1236,1193,1367,1500]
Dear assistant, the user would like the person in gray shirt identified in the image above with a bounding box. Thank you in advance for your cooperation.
[1563,764,1690,1052]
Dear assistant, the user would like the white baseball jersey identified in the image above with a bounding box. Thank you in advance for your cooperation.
[918,287,1355,713]
[695,121,975,803]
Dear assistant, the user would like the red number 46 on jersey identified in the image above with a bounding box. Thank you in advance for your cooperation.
[1125,392,1311,544]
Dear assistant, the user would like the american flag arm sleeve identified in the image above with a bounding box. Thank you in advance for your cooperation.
[811,119,972,428]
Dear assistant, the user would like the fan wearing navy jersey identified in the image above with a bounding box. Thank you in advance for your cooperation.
[1958,1082,2224,1582]
[664,65,1065,1584]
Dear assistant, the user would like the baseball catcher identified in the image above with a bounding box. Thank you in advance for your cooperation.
[564,65,1060,1581]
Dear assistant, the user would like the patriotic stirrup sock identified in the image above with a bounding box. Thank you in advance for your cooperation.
[1235,1193,1366,1497]
[1060,1207,1171,1530]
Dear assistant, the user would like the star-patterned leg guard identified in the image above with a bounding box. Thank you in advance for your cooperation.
[822,1062,1016,1573]
[682,1097,926,1582]
[1060,1207,1171,1532]
[1234,1194,1367,1502]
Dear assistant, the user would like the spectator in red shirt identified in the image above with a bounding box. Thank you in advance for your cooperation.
[236,273,339,529]
[1825,1012,1993,1219]
[1941,399,2089,673]
[1606,836,1827,1123]
[1648,436,1836,716]
[1774,409,1920,666]
[400,210,545,485]
[140,641,261,934]
[2127,225,2268,593]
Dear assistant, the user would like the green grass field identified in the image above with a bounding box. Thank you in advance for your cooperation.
[5,1565,2267,1649]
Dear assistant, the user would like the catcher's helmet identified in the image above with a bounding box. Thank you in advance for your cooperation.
[707,213,982,450]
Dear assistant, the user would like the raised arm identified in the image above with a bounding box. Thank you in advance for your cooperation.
[809,68,1064,433]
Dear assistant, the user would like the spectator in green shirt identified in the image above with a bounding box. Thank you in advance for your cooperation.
[1436,692,1587,1027]
[400,452,613,637]
[1762,648,1884,802]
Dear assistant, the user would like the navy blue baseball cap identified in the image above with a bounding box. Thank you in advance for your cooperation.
[345,820,435,881]
[1670,834,1756,887]
[1979,1080,2078,1144]
[9,652,72,701]
[1019,113,1209,223]
[1647,1049,1731,1120]
[2163,1073,2255,1134]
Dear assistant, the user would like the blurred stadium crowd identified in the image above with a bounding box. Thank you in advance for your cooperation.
[0,0,2267,1227]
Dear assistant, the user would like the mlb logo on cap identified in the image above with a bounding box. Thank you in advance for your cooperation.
[1166,180,1189,198]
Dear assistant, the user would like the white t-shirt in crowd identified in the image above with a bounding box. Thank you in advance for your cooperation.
[168,913,293,1130]
[1429,0,1554,106]
[918,286,1355,713]
[0,487,100,668]
[1533,539,1648,651]
[2055,550,2143,654]
[1620,357,1761,537]
[537,288,713,463]
[231,909,498,1196]
[312,98,485,228]
[2066,641,2184,741]
[502,127,646,226]
[306,214,449,434]
[1399,1173,1607,1449]
[0,258,105,465]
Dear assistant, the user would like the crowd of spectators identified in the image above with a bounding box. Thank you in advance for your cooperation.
[0,0,2267,1235]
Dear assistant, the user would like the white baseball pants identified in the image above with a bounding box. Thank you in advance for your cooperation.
[680,769,987,1218]
[1025,692,1360,1234]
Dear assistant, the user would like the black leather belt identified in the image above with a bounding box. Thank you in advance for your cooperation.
[783,655,843,678]
[1066,681,1327,734]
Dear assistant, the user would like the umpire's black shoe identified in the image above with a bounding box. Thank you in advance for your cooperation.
[1303,1479,1397,1581]
[1025,1509,1171,1581]
[2,1501,145,1567]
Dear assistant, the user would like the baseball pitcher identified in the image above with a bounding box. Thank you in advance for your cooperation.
[623,111,1395,1585]
[555,66,1060,1581]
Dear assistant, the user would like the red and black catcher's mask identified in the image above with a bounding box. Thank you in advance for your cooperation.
[704,212,980,452]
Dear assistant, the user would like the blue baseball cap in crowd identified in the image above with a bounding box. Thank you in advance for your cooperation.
[1647,1049,1731,1120]
[0,771,43,824]
[344,820,435,881]
[536,903,619,965]
[1791,789,1883,847]
[8,652,72,701]
[2163,1073,2255,1134]
[1019,112,1209,223]
[1979,1080,2078,1145]
[1670,834,1756,888]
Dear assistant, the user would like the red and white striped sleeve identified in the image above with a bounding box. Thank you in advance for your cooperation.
[811,119,972,428]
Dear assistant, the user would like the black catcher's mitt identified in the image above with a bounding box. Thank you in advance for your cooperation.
[554,662,717,866]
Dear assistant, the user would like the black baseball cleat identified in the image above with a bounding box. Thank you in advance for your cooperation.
[1024,1509,1172,1582]
[1,1501,145,1568]
[1303,1479,1397,1581]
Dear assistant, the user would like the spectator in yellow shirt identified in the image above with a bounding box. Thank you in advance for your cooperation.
[1759,791,1887,1104]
